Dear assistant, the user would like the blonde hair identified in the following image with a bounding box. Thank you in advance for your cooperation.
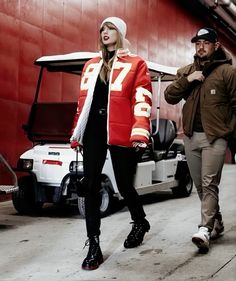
[99,22,124,83]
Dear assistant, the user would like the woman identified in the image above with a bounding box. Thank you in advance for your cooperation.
[71,17,152,270]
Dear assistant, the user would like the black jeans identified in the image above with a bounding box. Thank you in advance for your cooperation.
[83,120,146,238]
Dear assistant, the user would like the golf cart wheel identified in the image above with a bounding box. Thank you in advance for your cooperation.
[12,176,43,215]
[78,177,116,218]
[172,169,193,197]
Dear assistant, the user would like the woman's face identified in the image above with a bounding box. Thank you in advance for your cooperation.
[100,24,118,50]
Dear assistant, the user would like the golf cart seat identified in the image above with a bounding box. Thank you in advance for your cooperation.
[140,119,177,162]
[152,119,177,150]
[150,119,177,161]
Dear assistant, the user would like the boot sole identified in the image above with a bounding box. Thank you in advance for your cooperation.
[82,258,104,270]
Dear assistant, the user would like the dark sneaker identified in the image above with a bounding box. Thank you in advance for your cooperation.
[82,236,103,270]
[124,219,150,248]
[211,219,224,239]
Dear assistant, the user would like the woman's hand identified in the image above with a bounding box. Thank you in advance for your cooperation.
[132,141,147,152]
[70,140,81,149]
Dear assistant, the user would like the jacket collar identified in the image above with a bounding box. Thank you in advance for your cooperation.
[99,48,131,59]
[193,46,232,75]
[116,48,131,57]
[194,46,232,67]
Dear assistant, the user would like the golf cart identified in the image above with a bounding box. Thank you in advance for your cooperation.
[12,52,193,216]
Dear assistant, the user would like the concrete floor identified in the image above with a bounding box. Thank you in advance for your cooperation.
[0,164,235,281]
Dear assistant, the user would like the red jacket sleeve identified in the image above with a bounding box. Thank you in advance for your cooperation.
[130,59,152,144]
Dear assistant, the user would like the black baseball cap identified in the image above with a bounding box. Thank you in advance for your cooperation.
[191,28,218,43]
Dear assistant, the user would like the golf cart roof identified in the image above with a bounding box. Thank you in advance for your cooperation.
[35,51,177,81]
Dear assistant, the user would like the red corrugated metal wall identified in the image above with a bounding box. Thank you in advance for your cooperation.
[0,0,235,167]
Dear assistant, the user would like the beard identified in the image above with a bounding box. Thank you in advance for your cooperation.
[198,54,209,62]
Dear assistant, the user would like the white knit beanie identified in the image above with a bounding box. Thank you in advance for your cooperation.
[101,17,127,38]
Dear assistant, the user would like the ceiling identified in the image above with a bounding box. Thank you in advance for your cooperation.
[198,0,236,36]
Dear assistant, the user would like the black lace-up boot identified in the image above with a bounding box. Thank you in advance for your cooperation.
[124,218,150,248]
[82,235,103,270]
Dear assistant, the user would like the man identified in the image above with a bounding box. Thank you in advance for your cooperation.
[164,28,236,252]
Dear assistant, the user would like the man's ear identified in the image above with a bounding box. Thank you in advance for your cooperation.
[215,42,220,51]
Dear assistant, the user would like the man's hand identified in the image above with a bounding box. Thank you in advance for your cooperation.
[187,71,205,82]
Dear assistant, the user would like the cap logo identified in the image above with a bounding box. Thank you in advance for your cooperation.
[197,29,209,36]
[191,27,218,43]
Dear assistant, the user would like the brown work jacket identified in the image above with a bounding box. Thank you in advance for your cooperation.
[164,47,236,143]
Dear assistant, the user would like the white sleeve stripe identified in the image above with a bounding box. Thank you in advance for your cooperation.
[131,128,150,138]
[136,87,152,99]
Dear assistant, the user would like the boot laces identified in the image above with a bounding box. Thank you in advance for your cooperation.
[128,221,147,239]
[83,239,90,250]
[83,237,100,259]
